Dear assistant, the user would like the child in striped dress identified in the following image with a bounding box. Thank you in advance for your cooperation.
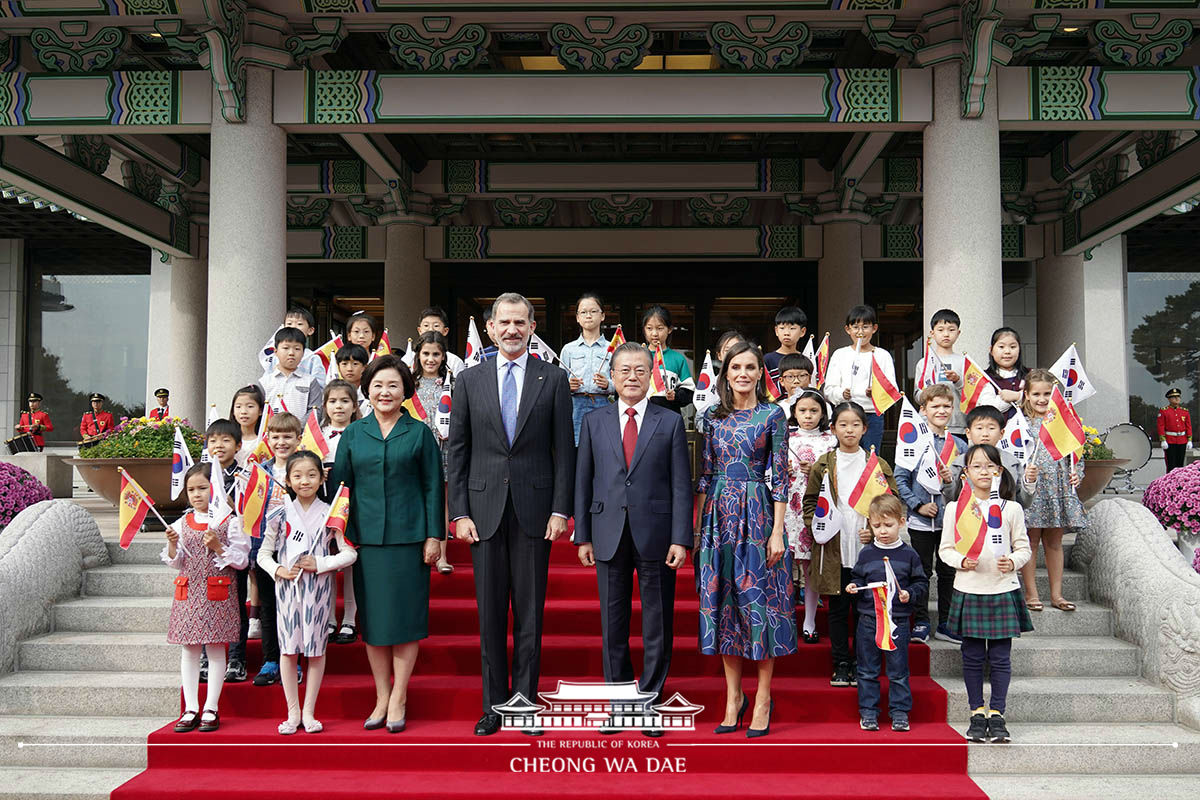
[163,464,250,733]
[258,450,357,735]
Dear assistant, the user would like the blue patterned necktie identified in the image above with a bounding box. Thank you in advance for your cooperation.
[501,360,518,445]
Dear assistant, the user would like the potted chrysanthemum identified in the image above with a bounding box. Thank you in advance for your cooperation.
[1075,424,1129,503]
[0,463,53,530]
[1142,463,1200,563]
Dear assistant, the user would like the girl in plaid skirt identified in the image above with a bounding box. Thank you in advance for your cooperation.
[939,444,1033,744]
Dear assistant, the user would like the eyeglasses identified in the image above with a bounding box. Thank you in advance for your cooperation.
[577,308,602,316]
[614,367,650,378]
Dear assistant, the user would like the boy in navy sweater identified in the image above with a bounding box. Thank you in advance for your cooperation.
[846,494,928,732]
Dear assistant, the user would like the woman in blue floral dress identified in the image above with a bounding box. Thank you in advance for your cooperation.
[697,341,797,738]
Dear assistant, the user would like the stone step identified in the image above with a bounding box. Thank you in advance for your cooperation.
[973,774,1199,800]
[19,633,172,673]
[105,539,166,566]
[926,568,1088,603]
[83,565,171,597]
[0,671,178,718]
[55,597,169,633]
[0,767,141,799]
[927,636,1140,678]
[937,676,1174,723]
[0,715,157,768]
[966,722,1200,775]
[922,599,1112,637]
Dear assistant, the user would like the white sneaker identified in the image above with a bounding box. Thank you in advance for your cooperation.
[247,618,262,640]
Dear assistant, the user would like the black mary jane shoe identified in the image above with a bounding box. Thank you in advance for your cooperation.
[714,694,750,734]
[334,624,357,645]
[174,711,201,733]
[198,710,220,732]
[802,630,820,644]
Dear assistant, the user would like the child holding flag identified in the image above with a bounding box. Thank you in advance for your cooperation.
[982,327,1029,419]
[913,309,967,435]
[560,292,614,444]
[940,444,1033,743]
[845,494,927,732]
[410,333,455,577]
[316,379,362,643]
[783,390,836,643]
[1019,370,1085,613]
[642,305,695,415]
[257,450,358,735]
[803,401,897,688]
[230,385,266,467]
[334,344,372,417]
[163,463,250,733]
[823,305,895,454]
[346,312,382,354]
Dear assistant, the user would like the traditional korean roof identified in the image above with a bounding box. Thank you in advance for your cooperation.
[653,692,704,714]
[540,680,656,702]
[492,692,546,714]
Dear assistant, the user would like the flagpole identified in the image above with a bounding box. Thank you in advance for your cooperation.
[117,467,173,531]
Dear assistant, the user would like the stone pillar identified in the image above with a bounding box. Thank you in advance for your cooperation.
[1037,229,1129,430]
[168,237,208,428]
[0,239,24,442]
[145,254,172,409]
[817,222,863,346]
[384,223,429,345]
[922,60,1003,359]
[205,67,286,410]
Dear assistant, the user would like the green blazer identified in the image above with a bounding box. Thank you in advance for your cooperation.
[329,411,445,546]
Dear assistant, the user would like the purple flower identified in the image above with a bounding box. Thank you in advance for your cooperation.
[1144,463,1200,533]
[0,463,51,528]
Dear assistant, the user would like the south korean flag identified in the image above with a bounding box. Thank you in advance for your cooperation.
[915,443,943,495]
[895,396,933,471]
[1049,344,1096,405]
[999,408,1035,472]
[811,473,841,545]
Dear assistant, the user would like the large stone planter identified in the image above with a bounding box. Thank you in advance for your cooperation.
[1178,528,1200,566]
[1078,458,1129,503]
[62,457,187,514]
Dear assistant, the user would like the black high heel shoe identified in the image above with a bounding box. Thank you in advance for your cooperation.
[746,700,774,739]
[713,694,750,734]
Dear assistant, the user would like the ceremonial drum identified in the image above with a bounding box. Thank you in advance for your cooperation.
[5,433,37,454]
[1103,423,1152,493]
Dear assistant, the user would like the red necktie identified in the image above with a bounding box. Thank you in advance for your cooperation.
[623,407,637,469]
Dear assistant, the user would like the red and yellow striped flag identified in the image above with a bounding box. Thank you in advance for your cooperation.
[650,345,668,396]
[605,324,626,356]
[763,367,783,401]
[814,333,831,388]
[118,470,154,549]
[847,448,890,517]
[300,409,330,459]
[1038,385,1086,461]
[326,483,351,542]
[868,355,902,414]
[373,328,391,361]
[402,391,428,421]
[238,461,273,538]
[952,483,987,561]
[938,435,959,469]
[872,556,900,651]
[960,355,993,413]
[314,334,343,371]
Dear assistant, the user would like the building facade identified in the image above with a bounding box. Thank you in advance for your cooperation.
[2,0,1199,443]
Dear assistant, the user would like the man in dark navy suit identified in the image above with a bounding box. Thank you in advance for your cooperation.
[574,342,693,736]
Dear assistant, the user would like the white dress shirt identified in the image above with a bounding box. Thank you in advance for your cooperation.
[617,395,650,438]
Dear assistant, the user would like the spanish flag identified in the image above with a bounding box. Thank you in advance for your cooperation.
[326,483,351,543]
[402,391,428,421]
[952,483,987,561]
[117,469,154,549]
[763,366,783,401]
[246,435,273,465]
[868,355,902,414]
[373,328,391,361]
[847,448,890,517]
[300,409,330,459]
[238,461,273,539]
[960,355,993,413]
[1038,385,1086,461]
[650,345,668,396]
[872,556,900,651]
[605,324,626,357]
[938,434,959,469]
[314,334,343,371]
[257,403,275,439]
[814,333,830,388]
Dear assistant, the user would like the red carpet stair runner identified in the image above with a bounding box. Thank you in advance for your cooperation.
[112,538,984,799]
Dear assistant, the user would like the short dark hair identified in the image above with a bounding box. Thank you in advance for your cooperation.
[789,389,829,432]
[612,341,652,369]
[831,401,868,427]
[274,326,308,348]
[335,343,370,364]
[930,308,961,328]
[779,354,814,375]
[285,306,315,330]
[965,405,1006,429]
[205,418,243,445]
[577,292,604,308]
[418,306,449,327]
[361,354,415,402]
[183,463,210,487]
[775,306,807,327]
[845,305,877,326]
[415,331,450,379]
[641,304,671,330]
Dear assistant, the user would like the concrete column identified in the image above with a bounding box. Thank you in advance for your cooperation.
[0,239,24,441]
[922,60,1003,359]
[384,223,429,345]
[168,237,208,428]
[145,254,171,409]
[1037,229,1129,430]
[206,67,286,410]
[817,222,863,346]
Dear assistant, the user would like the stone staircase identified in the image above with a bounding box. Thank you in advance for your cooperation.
[2,528,1200,798]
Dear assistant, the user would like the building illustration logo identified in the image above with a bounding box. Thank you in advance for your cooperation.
[492,681,704,732]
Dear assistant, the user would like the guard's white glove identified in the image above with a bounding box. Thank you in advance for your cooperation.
[1162,441,1169,451]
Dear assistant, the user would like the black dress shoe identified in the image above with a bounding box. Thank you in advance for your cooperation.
[642,728,663,737]
[475,714,502,736]
[522,727,544,736]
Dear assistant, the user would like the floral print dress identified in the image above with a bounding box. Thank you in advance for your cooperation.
[784,427,838,561]
[1025,416,1087,530]
[697,403,798,659]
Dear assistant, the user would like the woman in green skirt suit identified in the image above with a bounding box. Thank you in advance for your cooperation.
[330,354,443,733]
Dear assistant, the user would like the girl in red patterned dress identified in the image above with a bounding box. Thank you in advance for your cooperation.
[163,464,251,733]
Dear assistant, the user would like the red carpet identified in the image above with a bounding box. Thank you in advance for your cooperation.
[112,533,985,799]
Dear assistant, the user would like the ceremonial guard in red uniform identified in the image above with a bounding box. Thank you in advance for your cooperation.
[16,392,53,450]
[149,387,170,421]
[1158,388,1193,473]
[79,393,116,443]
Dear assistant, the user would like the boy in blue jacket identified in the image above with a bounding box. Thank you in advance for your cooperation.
[847,494,928,732]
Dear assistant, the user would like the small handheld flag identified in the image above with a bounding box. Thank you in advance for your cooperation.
[401,338,416,369]
[650,345,668,397]
[802,335,816,366]
[763,366,783,402]
[258,325,283,373]
[814,333,831,388]
[300,410,330,460]
[402,391,428,421]
[811,472,841,544]
[117,469,156,549]
[373,329,391,361]
[200,404,218,464]
[1049,344,1096,405]
[1037,385,1086,461]
[915,443,944,495]
[314,334,344,371]
[238,461,274,539]
[868,355,902,414]
[605,324,627,357]
[952,483,987,561]
[693,351,718,416]
[937,435,959,470]
[209,458,234,527]
[917,337,946,391]
[871,557,899,651]
[326,483,351,542]
[170,427,194,500]
[464,317,484,368]
[847,448,891,517]
[960,355,994,413]
[895,396,933,471]
[999,409,1034,471]
[986,483,1008,560]
[435,375,452,439]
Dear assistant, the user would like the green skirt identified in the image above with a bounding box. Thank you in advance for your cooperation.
[353,542,430,646]
[948,589,1034,640]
